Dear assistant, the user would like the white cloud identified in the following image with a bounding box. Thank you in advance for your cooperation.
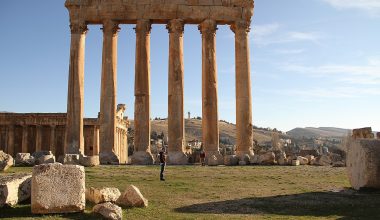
[280,58,380,85]
[322,0,380,15]
[252,23,323,47]
[274,49,305,55]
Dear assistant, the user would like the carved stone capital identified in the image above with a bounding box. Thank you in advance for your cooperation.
[166,19,184,34]
[70,21,88,34]
[198,19,217,35]
[134,19,152,35]
[102,20,120,34]
[230,20,251,34]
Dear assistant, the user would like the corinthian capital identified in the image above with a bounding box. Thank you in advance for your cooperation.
[70,21,88,34]
[166,19,184,34]
[102,20,120,34]
[198,19,217,35]
[230,20,251,34]
[134,19,152,35]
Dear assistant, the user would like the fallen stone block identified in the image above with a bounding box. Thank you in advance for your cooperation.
[31,163,85,214]
[15,153,35,167]
[100,152,120,165]
[224,155,238,166]
[0,173,31,207]
[32,151,53,159]
[347,139,380,190]
[86,187,121,204]
[93,202,122,220]
[117,185,148,208]
[259,152,276,165]
[249,155,260,164]
[297,156,309,165]
[292,159,300,166]
[58,154,80,165]
[79,155,100,167]
[0,151,14,171]
[37,155,55,165]
[305,155,315,164]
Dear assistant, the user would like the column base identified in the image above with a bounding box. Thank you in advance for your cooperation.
[206,151,223,166]
[236,150,254,165]
[167,151,188,165]
[99,151,120,165]
[131,151,154,165]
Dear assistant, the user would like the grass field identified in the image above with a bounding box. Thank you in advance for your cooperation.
[1,165,380,219]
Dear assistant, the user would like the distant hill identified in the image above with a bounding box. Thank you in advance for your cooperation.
[286,127,350,139]
[129,118,274,145]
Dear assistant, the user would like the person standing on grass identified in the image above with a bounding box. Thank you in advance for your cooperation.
[159,147,166,181]
[200,146,206,166]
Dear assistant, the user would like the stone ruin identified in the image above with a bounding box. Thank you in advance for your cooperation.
[347,127,380,190]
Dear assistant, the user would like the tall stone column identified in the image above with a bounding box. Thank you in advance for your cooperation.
[99,20,119,165]
[50,125,56,155]
[7,125,15,156]
[35,125,42,152]
[231,20,254,161]
[93,126,100,156]
[65,20,87,155]
[132,19,154,165]
[198,19,223,165]
[166,19,187,165]
[22,125,28,153]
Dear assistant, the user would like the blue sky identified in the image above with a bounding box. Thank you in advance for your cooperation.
[0,0,379,132]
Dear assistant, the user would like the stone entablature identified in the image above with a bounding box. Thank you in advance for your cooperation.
[65,0,254,25]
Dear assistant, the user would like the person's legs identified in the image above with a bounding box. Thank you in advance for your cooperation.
[160,163,165,180]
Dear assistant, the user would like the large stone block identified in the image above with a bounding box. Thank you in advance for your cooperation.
[58,154,80,165]
[258,152,276,165]
[131,151,154,165]
[31,163,85,214]
[0,173,31,207]
[86,187,121,204]
[79,155,100,167]
[0,151,14,171]
[37,155,55,165]
[224,155,238,166]
[167,152,188,165]
[93,202,122,220]
[347,139,380,190]
[117,185,148,208]
[297,156,309,165]
[100,152,120,165]
[15,153,35,167]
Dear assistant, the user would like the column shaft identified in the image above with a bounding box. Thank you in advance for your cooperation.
[231,20,253,158]
[22,125,28,153]
[65,21,87,154]
[199,19,222,164]
[50,125,56,155]
[7,125,15,156]
[99,20,119,164]
[35,125,42,152]
[166,19,187,164]
[93,126,100,156]
[132,19,154,165]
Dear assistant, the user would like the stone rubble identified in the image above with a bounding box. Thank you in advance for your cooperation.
[117,185,148,208]
[86,187,121,204]
[0,151,14,171]
[0,173,31,207]
[93,202,122,220]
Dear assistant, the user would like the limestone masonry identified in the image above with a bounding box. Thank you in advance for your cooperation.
[65,0,254,165]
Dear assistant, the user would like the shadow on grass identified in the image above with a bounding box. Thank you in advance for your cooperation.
[0,205,102,220]
[175,189,380,219]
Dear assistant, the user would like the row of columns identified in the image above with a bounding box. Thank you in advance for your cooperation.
[5,125,56,156]
[66,18,253,164]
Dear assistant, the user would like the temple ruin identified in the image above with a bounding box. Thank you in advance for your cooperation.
[64,0,254,165]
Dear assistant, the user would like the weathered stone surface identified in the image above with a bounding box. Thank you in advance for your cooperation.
[117,185,148,208]
[0,151,14,171]
[207,153,223,166]
[0,173,31,207]
[352,127,373,139]
[292,159,300,166]
[224,155,238,166]
[32,151,53,160]
[58,154,80,165]
[37,155,55,165]
[86,187,121,204]
[15,153,35,167]
[377,132,380,139]
[100,152,120,165]
[249,154,260,164]
[333,161,346,167]
[167,152,188,165]
[305,155,315,164]
[297,156,309,165]
[80,155,100,167]
[238,161,247,166]
[259,152,276,165]
[347,139,380,190]
[31,163,85,214]
[278,157,288,166]
[93,202,122,220]
[313,155,332,166]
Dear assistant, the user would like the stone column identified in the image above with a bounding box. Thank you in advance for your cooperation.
[132,19,154,165]
[231,20,254,161]
[50,125,56,155]
[22,125,28,153]
[65,20,87,155]
[93,126,100,156]
[35,125,42,152]
[7,125,15,156]
[166,19,187,165]
[99,20,119,164]
[198,19,223,165]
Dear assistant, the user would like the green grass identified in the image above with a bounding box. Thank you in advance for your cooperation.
[1,165,380,219]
